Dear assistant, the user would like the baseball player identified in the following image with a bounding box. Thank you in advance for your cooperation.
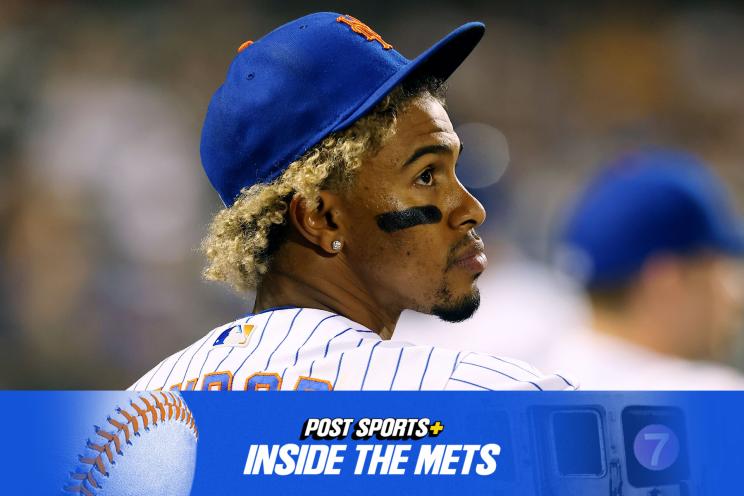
[130,12,576,391]
[546,150,744,389]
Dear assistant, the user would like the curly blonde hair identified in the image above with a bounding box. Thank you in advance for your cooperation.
[202,78,446,293]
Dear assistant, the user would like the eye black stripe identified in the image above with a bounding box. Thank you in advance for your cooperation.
[376,205,442,232]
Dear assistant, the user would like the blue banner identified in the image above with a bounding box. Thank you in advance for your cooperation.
[2,391,742,495]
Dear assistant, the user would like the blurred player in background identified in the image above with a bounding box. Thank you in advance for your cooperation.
[549,149,744,389]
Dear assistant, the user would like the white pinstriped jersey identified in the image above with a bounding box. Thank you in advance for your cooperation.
[129,307,576,391]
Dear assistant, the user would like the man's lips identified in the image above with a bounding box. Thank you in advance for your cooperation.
[452,239,488,273]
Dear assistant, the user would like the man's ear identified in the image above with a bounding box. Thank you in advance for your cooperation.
[288,191,345,254]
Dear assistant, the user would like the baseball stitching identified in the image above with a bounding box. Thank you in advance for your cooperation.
[63,391,198,496]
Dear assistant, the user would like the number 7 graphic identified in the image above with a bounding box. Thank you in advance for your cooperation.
[643,432,670,467]
[633,424,679,471]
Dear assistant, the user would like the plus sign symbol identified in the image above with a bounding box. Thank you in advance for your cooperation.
[428,420,444,437]
[633,424,680,471]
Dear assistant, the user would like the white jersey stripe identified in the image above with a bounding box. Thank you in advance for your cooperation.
[451,351,462,376]
[389,348,404,390]
[213,347,235,373]
[448,377,493,391]
[458,360,542,391]
[324,328,353,356]
[196,346,234,388]
[293,314,341,366]
[554,373,575,388]
[265,308,304,370]
[332,353,345,387]
[195,348,218,383]
[467,354,544,384]
[165,327,224,387]
[326,329,376,357]
[417,347,435,390]
[360,341,383,389]
[233,311,277,377]
[159,346,197,389]
[487,356,541,378]
[139,357,168,390]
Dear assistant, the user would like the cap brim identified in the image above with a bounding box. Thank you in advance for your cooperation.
[332,21,485,131]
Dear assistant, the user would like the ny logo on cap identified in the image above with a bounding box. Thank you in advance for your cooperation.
[337,14,393,50]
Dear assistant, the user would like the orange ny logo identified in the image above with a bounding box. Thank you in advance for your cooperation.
[336,15,393,50]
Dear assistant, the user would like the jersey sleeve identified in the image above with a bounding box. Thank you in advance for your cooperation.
[444,351,578,391]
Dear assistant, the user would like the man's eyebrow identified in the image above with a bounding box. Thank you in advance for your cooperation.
[402,143,460,167]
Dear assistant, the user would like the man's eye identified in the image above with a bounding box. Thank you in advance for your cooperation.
[415,168,434,186]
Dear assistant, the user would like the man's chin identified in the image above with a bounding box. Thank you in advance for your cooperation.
[431,288,481,323]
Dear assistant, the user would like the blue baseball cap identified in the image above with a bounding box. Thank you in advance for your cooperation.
[558,149,744,288]
[200,12,485,206]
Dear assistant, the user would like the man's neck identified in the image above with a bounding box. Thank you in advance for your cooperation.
[253,269,398,338]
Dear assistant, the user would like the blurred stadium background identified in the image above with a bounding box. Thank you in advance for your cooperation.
[2,1,744,388]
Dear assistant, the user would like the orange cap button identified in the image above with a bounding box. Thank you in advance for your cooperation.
[237,40,254,53]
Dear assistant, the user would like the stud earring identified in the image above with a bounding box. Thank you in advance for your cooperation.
[331,240,342,251]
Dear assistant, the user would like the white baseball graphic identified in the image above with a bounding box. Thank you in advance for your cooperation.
[61,391,198,496]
